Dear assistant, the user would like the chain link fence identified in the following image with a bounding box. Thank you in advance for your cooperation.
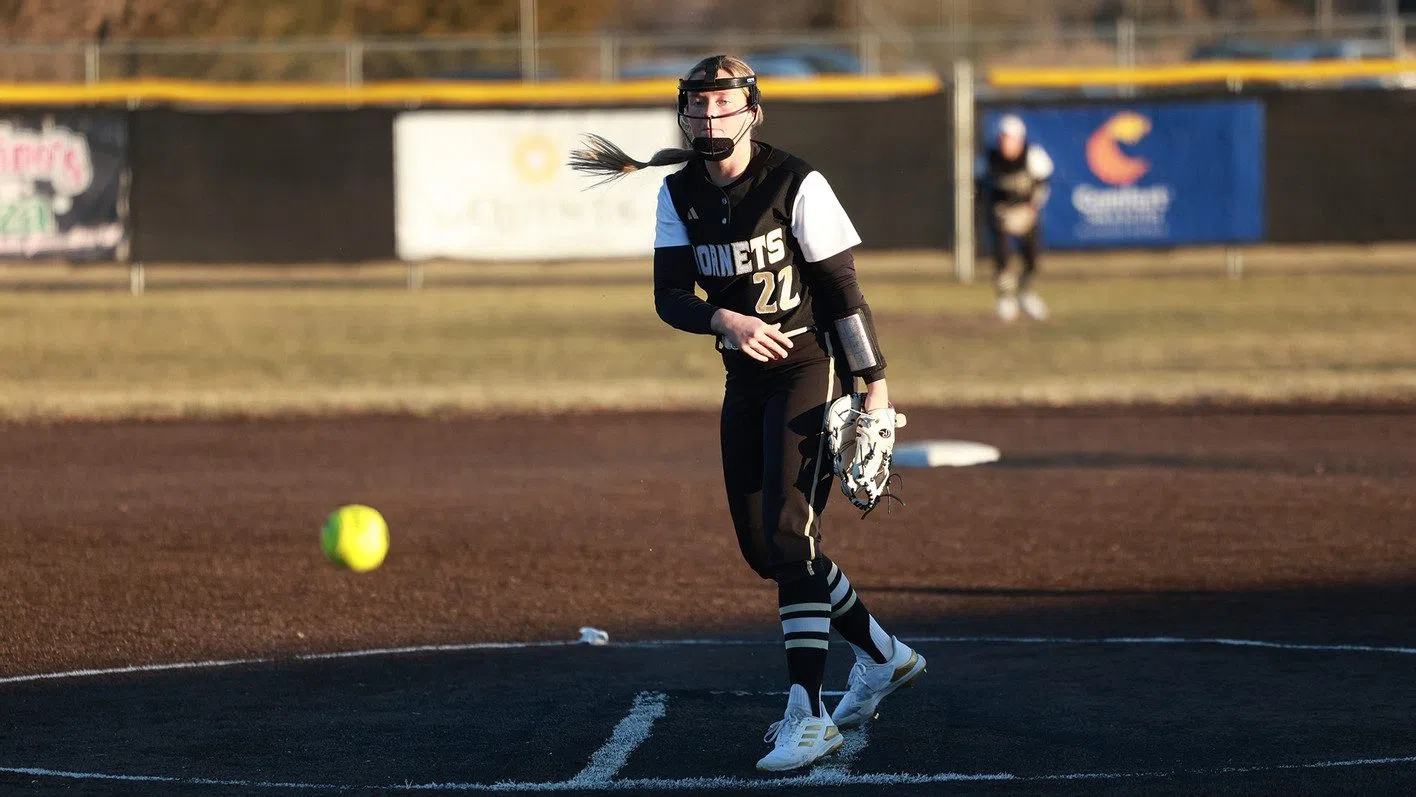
[0,7,1407,84]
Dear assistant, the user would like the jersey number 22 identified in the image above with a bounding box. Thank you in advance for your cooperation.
[752,266,802,314]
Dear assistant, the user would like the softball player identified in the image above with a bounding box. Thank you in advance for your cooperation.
[979,114,1053,322]
[571,55,926,773]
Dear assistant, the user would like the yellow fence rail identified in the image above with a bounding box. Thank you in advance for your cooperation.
[990,58,1416,89]
[0,74,942,107]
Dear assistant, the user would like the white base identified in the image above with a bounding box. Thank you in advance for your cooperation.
[892,440,1001,468]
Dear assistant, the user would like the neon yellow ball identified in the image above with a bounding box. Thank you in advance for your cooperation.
[321,504,389,572]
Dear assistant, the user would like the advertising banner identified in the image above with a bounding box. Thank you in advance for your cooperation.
[0,112,126,260]
[396,109,680,260]
[983,101,1265,248]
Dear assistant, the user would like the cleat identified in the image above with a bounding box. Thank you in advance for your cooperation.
[1019,292,1049,321]
[756,691,844,772]
[830,637,927,729]
[996,295,1020,322]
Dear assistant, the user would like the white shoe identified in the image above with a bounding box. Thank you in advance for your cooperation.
[830,637,927,729]
[1019,292,1049,321]
[756,687,844,772]
[996,295,1020,322]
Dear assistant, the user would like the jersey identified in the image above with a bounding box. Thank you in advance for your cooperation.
[979,143,1054,207]
[652,141,862,373]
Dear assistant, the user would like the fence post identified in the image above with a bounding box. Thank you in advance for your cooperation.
[859,31,881,76]
[1317,0,1335,39]
[84,43,100,84]
[599,34,618,81]
[345,40,363,89]
[1386,2,1405,59]
[952,59,975,284]
[1225,247,1244,280]
[520,0,539,83]
[129,262,145,295]
[1116,16,1136,97]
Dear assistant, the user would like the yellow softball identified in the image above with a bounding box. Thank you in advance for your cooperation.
[320,504,389,572]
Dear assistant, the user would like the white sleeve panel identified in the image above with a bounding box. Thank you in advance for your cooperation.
[791,171,862,263]
[1026,145,1054,181]
[653,178,690,249]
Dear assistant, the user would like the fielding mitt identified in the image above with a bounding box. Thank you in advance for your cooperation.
[825,393,908,515]
[994,203,1038,237]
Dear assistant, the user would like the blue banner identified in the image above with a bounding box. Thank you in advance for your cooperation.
[982,100,1265,248]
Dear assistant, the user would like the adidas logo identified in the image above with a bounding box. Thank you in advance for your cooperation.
[687,207,699,220]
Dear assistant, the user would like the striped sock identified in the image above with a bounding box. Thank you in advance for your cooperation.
[824,558,894,665]
[778,568,833,717]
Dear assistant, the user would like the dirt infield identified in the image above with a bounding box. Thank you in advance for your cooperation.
[2,404,1414,794]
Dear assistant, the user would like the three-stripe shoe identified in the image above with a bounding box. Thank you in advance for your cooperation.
[756,687,844,772]
[830,637,927,729]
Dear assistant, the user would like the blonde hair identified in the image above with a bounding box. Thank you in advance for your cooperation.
[567,54,760,186]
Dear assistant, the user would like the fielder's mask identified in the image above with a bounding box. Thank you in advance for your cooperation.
[677,56,760,161]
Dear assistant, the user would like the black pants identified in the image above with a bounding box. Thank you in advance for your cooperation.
[721,345,854,580]
[989,217,1042,293]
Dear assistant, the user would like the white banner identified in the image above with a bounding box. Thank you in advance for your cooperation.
[395,109,680,261]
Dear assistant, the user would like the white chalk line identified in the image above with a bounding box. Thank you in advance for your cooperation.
[4,634,1415,790]
[4,634,1414,687]
[813,724,868,778]
[5,755,1416,791]
[567,692,666,786]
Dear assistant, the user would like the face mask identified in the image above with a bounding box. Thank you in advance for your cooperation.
[691,136,736,161]
[684,106,754,162]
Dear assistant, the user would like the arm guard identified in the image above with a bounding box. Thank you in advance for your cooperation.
[802,249,887,382]
[834,307,886,383]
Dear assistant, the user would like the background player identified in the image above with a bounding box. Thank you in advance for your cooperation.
[570,55,927,773]
[978,114,1054,322]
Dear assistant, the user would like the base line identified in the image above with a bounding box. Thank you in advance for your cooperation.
[567,692,666,786]
[4,755,1416,791]
[3,634,1414,687]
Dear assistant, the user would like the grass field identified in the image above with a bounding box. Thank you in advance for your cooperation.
[0,257,1412,420]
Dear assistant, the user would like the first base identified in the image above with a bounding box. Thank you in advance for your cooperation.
[892,440,1001,468]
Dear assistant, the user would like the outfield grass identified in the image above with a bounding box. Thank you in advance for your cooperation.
[0,264,1412,420]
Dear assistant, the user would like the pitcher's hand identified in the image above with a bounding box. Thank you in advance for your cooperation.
[712,310,794,363]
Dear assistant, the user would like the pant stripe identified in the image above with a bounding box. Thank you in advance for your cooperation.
[802,335,838,558]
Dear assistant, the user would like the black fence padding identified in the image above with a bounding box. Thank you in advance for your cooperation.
[765,92,954,249]
[1265,89,1416,244]
[130,109,396,262]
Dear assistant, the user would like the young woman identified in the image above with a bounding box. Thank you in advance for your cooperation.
[570,54,925,773]
[978,114,1054,322]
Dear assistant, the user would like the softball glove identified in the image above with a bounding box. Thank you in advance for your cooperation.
[825,393,908,515]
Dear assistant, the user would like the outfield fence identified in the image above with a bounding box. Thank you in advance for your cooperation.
[0,54,1413,285]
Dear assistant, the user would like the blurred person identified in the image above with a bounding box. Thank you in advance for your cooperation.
[570,55,925,773]
[978,114,1053,322]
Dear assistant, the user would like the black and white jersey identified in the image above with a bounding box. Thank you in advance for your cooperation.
[980,144,1054,207]
[652,141,881,378]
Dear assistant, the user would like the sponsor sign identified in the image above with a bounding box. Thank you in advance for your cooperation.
[0,113,126,259]
[983,101,1265,248]
[396,109,681,260]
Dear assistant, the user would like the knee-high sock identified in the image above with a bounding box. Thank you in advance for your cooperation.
[823,557,895,665]
[777,564,833,717]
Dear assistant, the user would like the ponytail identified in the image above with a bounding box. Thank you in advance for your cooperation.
[568,134,697,187]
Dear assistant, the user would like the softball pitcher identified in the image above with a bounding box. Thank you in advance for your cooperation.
[571,55,926,773]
